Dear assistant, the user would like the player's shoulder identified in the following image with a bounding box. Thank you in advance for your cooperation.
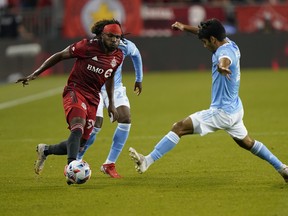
[119,38,138,55]
[120,38,136,49]
[87,38,100,46]
[226,38,241,57]
[74,38,97,47]
[218,39,238,53]
[86,38,102,51]
[77,38,92,43]
[226,38,239,49]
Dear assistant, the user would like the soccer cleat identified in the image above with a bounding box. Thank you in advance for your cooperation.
[100,163,121,178]
[34,144,48,175]
[278,164,288,183]
[63,165,73,185]
[129,147,148,174]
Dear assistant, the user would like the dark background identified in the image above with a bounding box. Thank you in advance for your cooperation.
[1,33,287,83]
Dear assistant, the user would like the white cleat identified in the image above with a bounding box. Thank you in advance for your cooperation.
[278,164,288,183]
[34,144,47,175]
[129,147,148,174]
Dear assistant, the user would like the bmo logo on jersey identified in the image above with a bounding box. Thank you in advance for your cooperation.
[87,64,113,78]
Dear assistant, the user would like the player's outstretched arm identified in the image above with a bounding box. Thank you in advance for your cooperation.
[128,41,143,96]
[16,46,72,86]
[171,22,199,35]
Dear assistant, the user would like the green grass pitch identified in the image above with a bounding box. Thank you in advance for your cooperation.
[0,69,288,216]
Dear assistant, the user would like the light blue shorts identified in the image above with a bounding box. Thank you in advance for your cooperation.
[190,108,248,140]
[96,84,130,117]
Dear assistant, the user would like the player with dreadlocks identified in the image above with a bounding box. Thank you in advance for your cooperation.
[77,21,144,179]
[16,19,124,184]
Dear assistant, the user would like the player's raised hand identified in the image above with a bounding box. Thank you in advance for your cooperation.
[171,22,184,31]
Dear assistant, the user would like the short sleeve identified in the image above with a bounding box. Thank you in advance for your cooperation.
[69,39,88,58]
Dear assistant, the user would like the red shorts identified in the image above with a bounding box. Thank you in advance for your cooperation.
[63,89,97,140]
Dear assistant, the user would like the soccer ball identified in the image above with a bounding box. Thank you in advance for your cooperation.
[64,160,92,184]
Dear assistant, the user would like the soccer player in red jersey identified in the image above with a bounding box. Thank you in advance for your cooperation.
[16,19,124,184]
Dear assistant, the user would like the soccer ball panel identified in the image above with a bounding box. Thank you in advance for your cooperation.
[65,160,92,184]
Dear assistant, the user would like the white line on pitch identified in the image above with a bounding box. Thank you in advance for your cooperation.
[0,87,63,110]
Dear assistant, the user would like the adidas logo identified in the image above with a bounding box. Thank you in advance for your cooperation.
[92,56,98,61]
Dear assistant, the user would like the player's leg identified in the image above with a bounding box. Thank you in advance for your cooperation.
[106,105,131,163]
[77,117,103,160]
[77,93,104,160]
[34,141,67,175]
[228,109,288,182]
[101,105,131,178]
[234,136,288,182]
[129,109,219,174]
[64,91,92,165]
[129,115,194,174]
[101,86,131,178]
[34,91,87,175]
[34,113,85,175]
[64,105,97,185]
[66,114,86,164]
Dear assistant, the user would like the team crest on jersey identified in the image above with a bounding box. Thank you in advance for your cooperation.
[110,57,117,68]
[81,102,87,110]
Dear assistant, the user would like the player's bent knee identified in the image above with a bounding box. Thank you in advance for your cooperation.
[69,117,86,127]
[233,137,254,150]
[117,115,131,123]
[172,118,194,137]
[171,121,182,134]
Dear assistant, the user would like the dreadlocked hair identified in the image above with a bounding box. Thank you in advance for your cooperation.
[198,18,226,41]
[91,19,124,40]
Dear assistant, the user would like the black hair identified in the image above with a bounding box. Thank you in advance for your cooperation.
[198,18,226,41]
[91,19,125,40]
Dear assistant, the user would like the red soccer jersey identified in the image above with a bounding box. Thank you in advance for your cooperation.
[65,38,123,105]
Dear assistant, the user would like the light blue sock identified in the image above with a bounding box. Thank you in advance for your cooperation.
[250,140,283,170]
[106,123,131,163]
[150,131,180,161]
[77,127,101,160]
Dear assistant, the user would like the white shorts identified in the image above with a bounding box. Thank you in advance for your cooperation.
[190,108,248,140]
[96,85,130,117]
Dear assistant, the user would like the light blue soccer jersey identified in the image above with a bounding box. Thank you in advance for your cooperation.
[102,39,143,90]
[210,38,242,114]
